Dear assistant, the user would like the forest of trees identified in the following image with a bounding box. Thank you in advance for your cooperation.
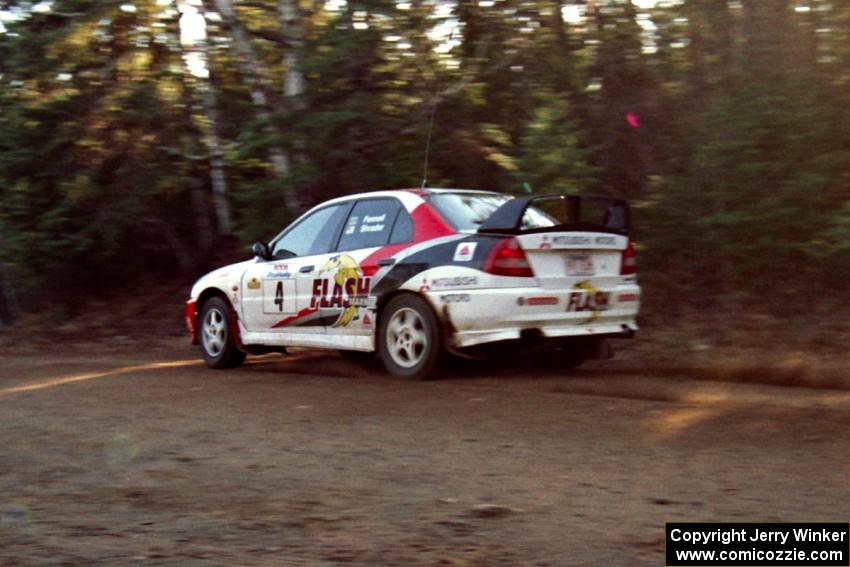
[1,0,848,315]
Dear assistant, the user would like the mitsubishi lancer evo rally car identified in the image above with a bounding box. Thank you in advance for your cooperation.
[184,189,641,380]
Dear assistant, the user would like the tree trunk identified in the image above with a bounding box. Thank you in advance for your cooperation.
[190,177,215,258]
[278,0,309,189]
[197,69,234,236]
[0,265,19,326]
[180,0,234,236]
[279,0,306,106]
[0,231,20,325]
[207,0,301,214]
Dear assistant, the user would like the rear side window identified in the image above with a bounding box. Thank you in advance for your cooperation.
[389,209,414,244]
[427,193,509,231]
[337,199,402,251]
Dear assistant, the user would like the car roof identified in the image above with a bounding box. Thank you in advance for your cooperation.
[418,188,503,196]
[321,188,503,206]
[318,189,420,208]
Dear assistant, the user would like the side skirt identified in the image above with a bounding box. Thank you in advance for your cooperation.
[239,328,375,352]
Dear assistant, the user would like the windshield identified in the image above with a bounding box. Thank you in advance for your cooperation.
[427,192,556,232]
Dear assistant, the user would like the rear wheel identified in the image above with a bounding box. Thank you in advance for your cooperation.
[557,345,587,370]
[378,295,442,380]
[550,339,596,371]
[199,296,246,369]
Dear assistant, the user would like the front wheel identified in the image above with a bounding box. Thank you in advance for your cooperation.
[378,295,442,380]
[199,296,246,369]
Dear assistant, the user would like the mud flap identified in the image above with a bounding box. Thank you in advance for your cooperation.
[440,304,481,360]
[438,305,454,344]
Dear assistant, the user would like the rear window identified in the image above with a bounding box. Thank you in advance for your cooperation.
[427,193,556,232]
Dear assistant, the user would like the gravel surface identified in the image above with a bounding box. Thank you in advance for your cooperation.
[2,340,850,566]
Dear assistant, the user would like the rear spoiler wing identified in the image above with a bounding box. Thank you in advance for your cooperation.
[477,194,630,236]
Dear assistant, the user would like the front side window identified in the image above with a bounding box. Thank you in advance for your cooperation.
[337,199,403,251]
[271,204,348,259]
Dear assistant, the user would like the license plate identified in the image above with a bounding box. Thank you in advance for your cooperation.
[565,254,594,276]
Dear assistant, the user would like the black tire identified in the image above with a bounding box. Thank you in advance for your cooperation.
[198,296,246,369]
[378,294,442,380]
[553,342,587,371]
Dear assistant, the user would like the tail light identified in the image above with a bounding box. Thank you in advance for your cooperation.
[620,240,637,275]
[484,237,535,278]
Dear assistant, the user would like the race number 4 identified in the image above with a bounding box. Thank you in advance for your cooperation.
[274,281,284,311]
[263,279,296,314]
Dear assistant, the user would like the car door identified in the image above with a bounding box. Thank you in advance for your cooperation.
[322,198,413,344]
[240,203,351,339]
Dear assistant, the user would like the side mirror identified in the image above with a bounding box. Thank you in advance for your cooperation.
[252,241,271,260]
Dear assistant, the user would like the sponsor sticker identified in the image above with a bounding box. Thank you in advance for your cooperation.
[554,235,592,246]
[247,277,261,290]
[431,276,478,288]
[550,235,619,247]
[265,271,291,279]
[453,242,477,262]
[310,254,374,327]
[440,293,471,303]
[566,280,610,323]
[344,216,358,235]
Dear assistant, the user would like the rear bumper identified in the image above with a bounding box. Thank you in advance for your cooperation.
[428,285,640,349]
[185,299,198,345]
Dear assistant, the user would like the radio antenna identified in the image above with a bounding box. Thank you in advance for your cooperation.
[421,26,459,190]
[421,100,438,189]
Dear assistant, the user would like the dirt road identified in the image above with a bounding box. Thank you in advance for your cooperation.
[2,341,850,566]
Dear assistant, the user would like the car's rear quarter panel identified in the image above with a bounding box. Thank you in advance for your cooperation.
[387,231,640,349]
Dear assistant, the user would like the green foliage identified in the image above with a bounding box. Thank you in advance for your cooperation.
[1,0,849,308]
[641,1,850,295]
[0,0,204,302]
[517,92,596,195]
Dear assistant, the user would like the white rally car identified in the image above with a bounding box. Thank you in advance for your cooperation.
[184,189,640,379]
